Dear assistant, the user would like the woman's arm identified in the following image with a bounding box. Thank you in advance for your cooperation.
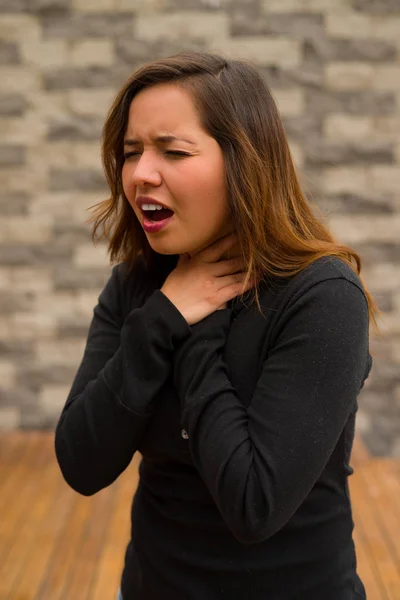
[55,263,190,496]
[172,277,370,543]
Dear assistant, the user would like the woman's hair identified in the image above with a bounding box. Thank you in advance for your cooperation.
[89,50,380,332]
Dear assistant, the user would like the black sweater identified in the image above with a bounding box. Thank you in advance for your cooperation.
[55,254,371,600]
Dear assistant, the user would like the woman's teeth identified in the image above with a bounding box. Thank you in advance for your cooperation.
[141,204,163,211]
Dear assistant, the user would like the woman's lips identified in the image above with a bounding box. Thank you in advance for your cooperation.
[142,213,174,233]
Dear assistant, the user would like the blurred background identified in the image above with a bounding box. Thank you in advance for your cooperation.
[0,0,399,458]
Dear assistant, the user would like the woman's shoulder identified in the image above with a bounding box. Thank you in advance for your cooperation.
[291,256,366,296]
[257,257,371,371]
[258,256,368,319]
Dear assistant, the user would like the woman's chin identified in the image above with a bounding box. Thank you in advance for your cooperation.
[147,237,191,256]
[146,228,232,258]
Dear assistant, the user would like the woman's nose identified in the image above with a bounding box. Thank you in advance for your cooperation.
[131,153,162,187]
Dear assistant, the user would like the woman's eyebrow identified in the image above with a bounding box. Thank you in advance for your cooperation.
[123,135,196,146]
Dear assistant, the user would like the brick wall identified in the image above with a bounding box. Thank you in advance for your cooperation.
[0,0,399,455]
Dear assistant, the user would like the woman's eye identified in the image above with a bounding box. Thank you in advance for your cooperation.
[165,151,191,157]
[123,150,191,160]
[123,152,139,159]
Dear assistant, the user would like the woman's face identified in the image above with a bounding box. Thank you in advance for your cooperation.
[122,83,232,257]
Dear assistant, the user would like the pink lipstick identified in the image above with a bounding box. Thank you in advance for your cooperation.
[142,214,174,233]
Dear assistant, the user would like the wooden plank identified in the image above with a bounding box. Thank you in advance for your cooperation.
[0,437,62,598]
[353,526,384,600]
[7,469,73,600]
[0,431,23,479]
[0,432,43,520]
[61,484,118,600]
[361,461,400,568]
[0,434,49,566]
[34,490,94,600]
[91,454,140,600]
[350,464,400,599]
[376,461,400,523]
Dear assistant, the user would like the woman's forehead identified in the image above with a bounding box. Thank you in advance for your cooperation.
[127,84,200,126]
[125,97,206,142]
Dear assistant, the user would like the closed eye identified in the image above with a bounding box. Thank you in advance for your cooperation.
[166,151,191,157]
[123,150,192,160]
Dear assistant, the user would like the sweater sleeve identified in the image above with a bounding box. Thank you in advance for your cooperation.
[172,277,370,544]
[55,265,190,496]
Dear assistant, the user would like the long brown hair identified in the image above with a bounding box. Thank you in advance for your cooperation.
[88,50,381,332]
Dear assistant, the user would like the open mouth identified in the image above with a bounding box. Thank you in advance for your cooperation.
[142,207,174,222]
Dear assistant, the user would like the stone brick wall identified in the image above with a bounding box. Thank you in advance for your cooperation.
[0,0,399,455]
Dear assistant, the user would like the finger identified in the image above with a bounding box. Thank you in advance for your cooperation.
[217,270,246,289]
[211,256,244,277]
[225,245,242,260]
[214,275,253,308]
[218,271,257,293]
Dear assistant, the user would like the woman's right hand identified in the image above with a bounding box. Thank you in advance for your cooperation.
[160,233,254,326]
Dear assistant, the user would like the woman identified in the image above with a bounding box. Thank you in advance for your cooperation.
[55,51,379,599]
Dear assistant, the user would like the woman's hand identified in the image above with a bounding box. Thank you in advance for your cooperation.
[160,233,254,326]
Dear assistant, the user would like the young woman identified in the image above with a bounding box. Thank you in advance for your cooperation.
[55,51,379,599]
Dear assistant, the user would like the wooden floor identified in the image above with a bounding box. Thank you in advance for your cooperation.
[0,432,399,600]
